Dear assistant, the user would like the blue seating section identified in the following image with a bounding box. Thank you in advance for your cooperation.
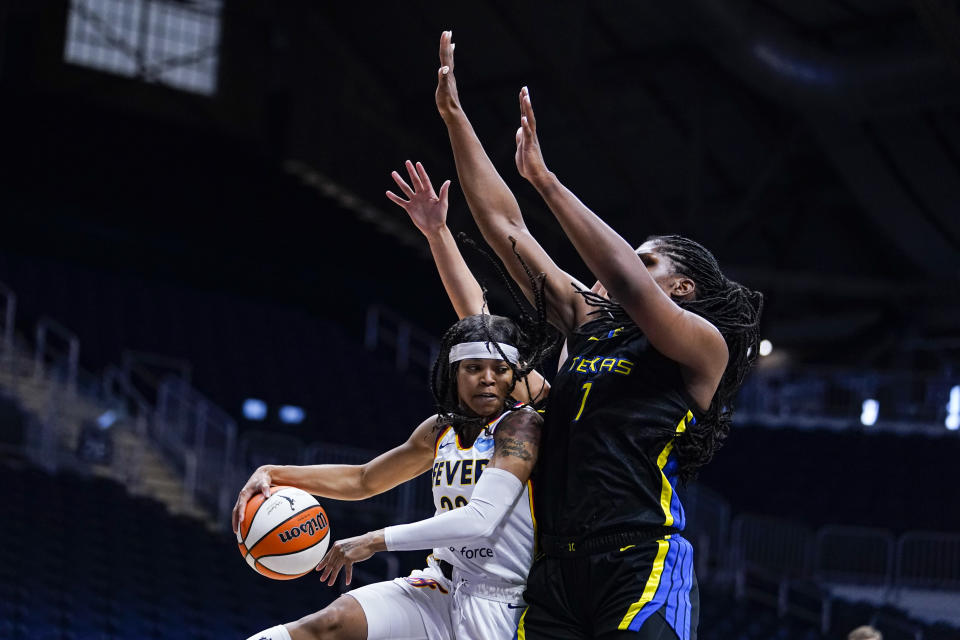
[0,461,338,640]
[2,459,956,640]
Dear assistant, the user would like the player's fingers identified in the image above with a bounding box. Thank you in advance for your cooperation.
[345,562,353,586]
[327,562,342,587]
[415,162,434,194]
[318,554,335,581]
[438,180,450,207]
[439,30,452,67]
[260,482,271,499]
[315,549,332,572]
[405,160,423,192]
[391,171,414,198]
[385,191,409,207]
[521,115,534,140]
[522,87,536,130]
[233,493,249,531]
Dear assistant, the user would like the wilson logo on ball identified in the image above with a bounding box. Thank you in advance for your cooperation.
[238,486,331,580]
[277,513,329,543]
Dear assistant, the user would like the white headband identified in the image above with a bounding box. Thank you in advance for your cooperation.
[448,341,519,364]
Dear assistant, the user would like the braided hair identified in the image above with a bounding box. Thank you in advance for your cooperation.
[429,236,559,438]
[576,234,763,483]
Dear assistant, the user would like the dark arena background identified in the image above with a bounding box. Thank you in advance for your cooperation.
[1,1,959,639]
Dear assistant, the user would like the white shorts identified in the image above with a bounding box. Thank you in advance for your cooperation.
[346,556,526,640]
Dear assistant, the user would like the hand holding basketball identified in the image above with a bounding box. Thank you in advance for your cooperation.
[232,465,272,533]
[316,530,386,586]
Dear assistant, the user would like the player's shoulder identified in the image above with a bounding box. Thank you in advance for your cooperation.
[410,414,449,449]
[493,405,543,437]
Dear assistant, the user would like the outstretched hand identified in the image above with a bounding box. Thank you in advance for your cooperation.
[436,30,462,119]
[315,530,386,587]
[514,86,551,185]
[386,160,451,238]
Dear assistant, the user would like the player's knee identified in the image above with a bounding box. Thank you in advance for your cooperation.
[296,609,342,638]
[293,599,359,640]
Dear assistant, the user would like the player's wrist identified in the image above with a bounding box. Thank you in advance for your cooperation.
[365,530,387,553]
[257,464,276,478]
[528,169,557,192]
[425,225,453,244]
[440,105,469,128]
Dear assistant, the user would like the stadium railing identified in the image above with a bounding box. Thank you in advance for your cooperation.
[895,532,960,590]
[731,513,815,578]
[365,305,439,376]
[678,483,732,578]
[155,374,237,524]
[733,564,832,634]
[33,316,79,396]
[814,525,895,587]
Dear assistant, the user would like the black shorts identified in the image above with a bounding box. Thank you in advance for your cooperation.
[517,534,699,640]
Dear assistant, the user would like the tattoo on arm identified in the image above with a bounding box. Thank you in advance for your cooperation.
[496,437,534,461]
[493,409,543,463]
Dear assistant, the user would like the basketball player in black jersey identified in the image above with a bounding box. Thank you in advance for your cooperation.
[432,31,763,640]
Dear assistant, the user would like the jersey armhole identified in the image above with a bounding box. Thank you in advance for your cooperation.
[677,387,708,423]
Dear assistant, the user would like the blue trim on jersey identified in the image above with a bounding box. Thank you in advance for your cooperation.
[665,538,694,640]
[627,536,695,640]
[662,454,686,531]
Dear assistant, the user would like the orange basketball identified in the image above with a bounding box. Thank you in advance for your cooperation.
[237,486,331,580]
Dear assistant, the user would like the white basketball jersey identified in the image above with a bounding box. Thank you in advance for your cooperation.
[430,411,535,586]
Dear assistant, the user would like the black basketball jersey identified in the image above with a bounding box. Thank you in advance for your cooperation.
[534,320,702,538]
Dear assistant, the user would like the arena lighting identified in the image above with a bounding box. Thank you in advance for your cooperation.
[758,339,773,357]
[279,405,306,424]
[947,386,960,431]
[96,410,117,430]
[243,398,267,421]
[860,399,879,427]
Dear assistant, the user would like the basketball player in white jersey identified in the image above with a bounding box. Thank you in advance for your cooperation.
[234,165,556,640]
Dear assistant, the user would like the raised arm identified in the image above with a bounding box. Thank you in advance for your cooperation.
[513,87,729,393]
[231,416,437,533]
[316,408,542,585]
[387,159,484,319]
[387,159,549,404]
[435,31,590,336]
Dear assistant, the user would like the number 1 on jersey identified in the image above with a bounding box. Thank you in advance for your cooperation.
[574,381,593,422]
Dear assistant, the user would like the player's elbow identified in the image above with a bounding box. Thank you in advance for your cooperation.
[352,466,380,501]
[478,520,504,541]
[478,508,509,540]
[482,218,527,246]
[461,503,504,541]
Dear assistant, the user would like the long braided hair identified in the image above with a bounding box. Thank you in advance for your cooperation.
[429,235,559,438]
[576,234,763,483]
